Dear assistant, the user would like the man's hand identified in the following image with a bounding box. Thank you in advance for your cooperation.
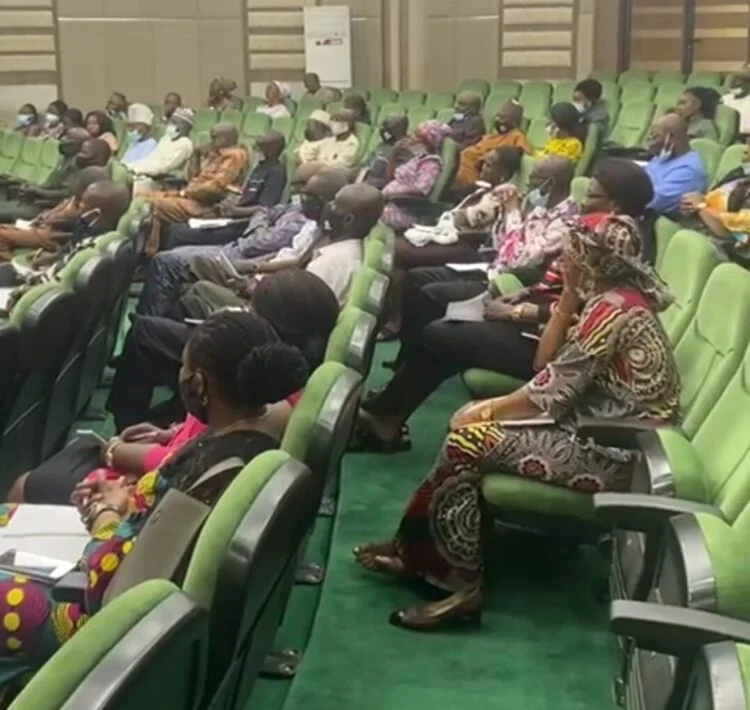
[483,298,515,322]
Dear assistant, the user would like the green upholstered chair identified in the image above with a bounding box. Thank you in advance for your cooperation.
[618,69,652,85]
[653,217,681,272]
[369,88,398,108]
[398,89,426,108]
[651,71,685,86]
[346,266,389,320]
[9,580,208,710]
[687,72,723,88]
[0,130,23,174]
[519,82,552,120]
[363,232,394,275]
[621,80,656,105]
[690,138,722,185]
[489,81,522,102]
[608,101,654,148]
[575,122,600,177]
[715,105,740,149]
[711,144,746,189]
[653,82,686,111]
[425,92,455,112]
[458,79,490,100]
[325,307,378,376]
[240,112,271,140]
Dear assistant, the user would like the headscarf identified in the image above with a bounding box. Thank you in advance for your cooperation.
[308,109,331,126]
[566,213,673,312]
[415,120,452,151]
[271,81,292,99]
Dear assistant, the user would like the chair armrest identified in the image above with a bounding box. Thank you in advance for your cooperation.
[593,493,722,533]
[51,571,87,605]
[633,429,674,495]
[610,600,750,656]
[576,416,672,449]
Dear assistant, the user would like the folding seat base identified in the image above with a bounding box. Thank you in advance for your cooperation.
[262,649,303,679]
[295,562,325,585]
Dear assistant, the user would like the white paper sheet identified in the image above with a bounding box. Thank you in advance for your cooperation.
[446,262,489,273]
[443,293,487,323]
[13,219,33,231]
[187,218,232,230]
[0,288,15,311]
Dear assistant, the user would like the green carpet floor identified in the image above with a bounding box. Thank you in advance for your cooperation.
[249,344,616,710]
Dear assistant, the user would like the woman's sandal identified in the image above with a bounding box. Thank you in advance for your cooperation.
[389,587,484,632]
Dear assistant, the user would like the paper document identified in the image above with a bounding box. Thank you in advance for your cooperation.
[0,288,15,311]
[13,219,33,231]
[444,293,487,323]
[187,218,232,230]
[0,505,90,564]
[446,262,489,274]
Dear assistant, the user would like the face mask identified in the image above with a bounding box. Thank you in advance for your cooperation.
[572,101,587,114]
[547,124,559,138]
[380,129,393,142]
[660,133,674,159]
[179,374,208,423]
[323,204,351,236]
[59,141,79,158]
[494,121,509,134]
[743,163,750,176]
[301,194,324,221]
[128,129,142,143]
[290,194,302,206]
[73,208,101,241]
[331,121,348,137]
[526,188,550,211]
[45,113,60,127]
[166,124,180,139]
[15,114,33,128]
[453,112,465,121]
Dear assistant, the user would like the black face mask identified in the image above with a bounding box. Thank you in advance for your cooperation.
[322,204,352,237]
[495,120,510,134]
[59,142,79,158]
[178,374,207,423]
[380,128,394,143]
[301,193,325,221]
[72,208,101,243]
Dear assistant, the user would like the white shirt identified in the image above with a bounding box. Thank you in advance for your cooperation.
[129,135,194,177]
[273,221,319,262]
[306,238,363,305]
[722,90,750,134]
[257,104,291,120]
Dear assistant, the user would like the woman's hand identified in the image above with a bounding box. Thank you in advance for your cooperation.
[680,193,703,215]
[450,399,495,430]
[120,422,172,444]
[559,256,582,313]
[97,477,132,514]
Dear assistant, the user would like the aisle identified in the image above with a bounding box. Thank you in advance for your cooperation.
[262,345,615,710]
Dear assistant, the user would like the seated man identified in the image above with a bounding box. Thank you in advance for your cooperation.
[448,91,485,150]
[105,92,128,121]
[129,107,195,195]
[135,168,349,318]
[303,72,341,104]
[161,91,182,123]
[182,183,385,316]
[297,109,360,174]
[142,122,247,254]
[453,100,531,194]
[358,115,410,189]
[0,165,109,260]
[644,113,708,216]
[162,130,287,250]
[722,64,750,138]
[121,103,158,167]
[297,110,333,164]
[572,78,611,136]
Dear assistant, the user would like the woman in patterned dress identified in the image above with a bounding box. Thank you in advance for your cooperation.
[0,310,308,676]
[354,210,680,631]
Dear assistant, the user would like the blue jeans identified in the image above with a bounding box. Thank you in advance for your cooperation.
[136,245,223,318]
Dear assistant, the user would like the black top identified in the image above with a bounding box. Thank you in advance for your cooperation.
[240,159,286,208]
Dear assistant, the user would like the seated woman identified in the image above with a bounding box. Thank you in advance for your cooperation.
[106,269,340,434]
[677,86,720,141]
[257,81,292,120]
[537,102,585,164]
[84,110,119,153]
[354,210,680,631]
[0,309,308,667]
[359,159,657,451]
[13,104,41,137]
[206,77,243,112]
[39,100,68,139]
[381,120,452,232]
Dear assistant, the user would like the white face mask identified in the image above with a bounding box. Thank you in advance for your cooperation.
[572,101,587,114]
[331,121,348,137]
[547,124,559,138]
[45,112,60,126]
[166,124,180,139]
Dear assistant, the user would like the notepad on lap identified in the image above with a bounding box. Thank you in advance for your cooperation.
[0,505,89,565]
[443,293,487,323]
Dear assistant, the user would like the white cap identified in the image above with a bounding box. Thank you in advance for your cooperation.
[127,102,154,126]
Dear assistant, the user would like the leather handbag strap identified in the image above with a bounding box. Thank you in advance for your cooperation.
[186,456,245,494]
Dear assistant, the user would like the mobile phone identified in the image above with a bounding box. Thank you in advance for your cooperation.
[184,318,204,326]
[75,429,108,445]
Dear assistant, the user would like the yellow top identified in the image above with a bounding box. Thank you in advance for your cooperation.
[537,137,583,164]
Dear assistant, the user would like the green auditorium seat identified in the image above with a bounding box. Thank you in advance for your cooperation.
[242,97,264,112]
[9,580,208,710]
[0,284,77,494]
[33,138,62,186]
[458,79,490,99]
[690,138,722,184]
[608,100,654,148]
[712,143,746,188]
[654,217,680,271]
[193,108,219,134]
[283,98,297,118]
[376,102,406,120]
[398,89,425,108]
[519,81,552,119]
[619,69,651,85]
[513,154,536,192]
[270,116,294,141]
[621,80,656,104]
[343,86,369,100]
[590,70,619,83]
[526,117,550,151]
[193,131,211,149]
[435,107,455,124]
[688,72,723,88]
[298,94,325,111]
[652,70,685,85]
[483,92,515,124]
[601,81,621,103]
[715,105,740,148]
[363,230,394,274]
[0,131,23,175]
[425,91,455,112]
[324,307,378,376]
[0,322,20,448]
[407,106,436,129]
[325,100,343,115]
[354,123,373,162]
[369,88,398,108]
[10,136,43,183]
[182,451,319,710]
[295,100,322,124]
[576,122,600,177]
[219,109,243,129]
[489,81,521,102]
[552,81,575,104]
[571,176,589,206]
[481,249,744,533]
[240,112,271,139]
[654,81,686,110]
[347,266,389,318]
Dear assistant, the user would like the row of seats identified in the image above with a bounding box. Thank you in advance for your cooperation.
[0,133,62,186]
[0,198,150,494]
[3,224,396,709]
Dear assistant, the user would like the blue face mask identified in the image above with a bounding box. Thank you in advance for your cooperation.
[526,188,550,210]
[15,114,33,128]
[128,129,143,143]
